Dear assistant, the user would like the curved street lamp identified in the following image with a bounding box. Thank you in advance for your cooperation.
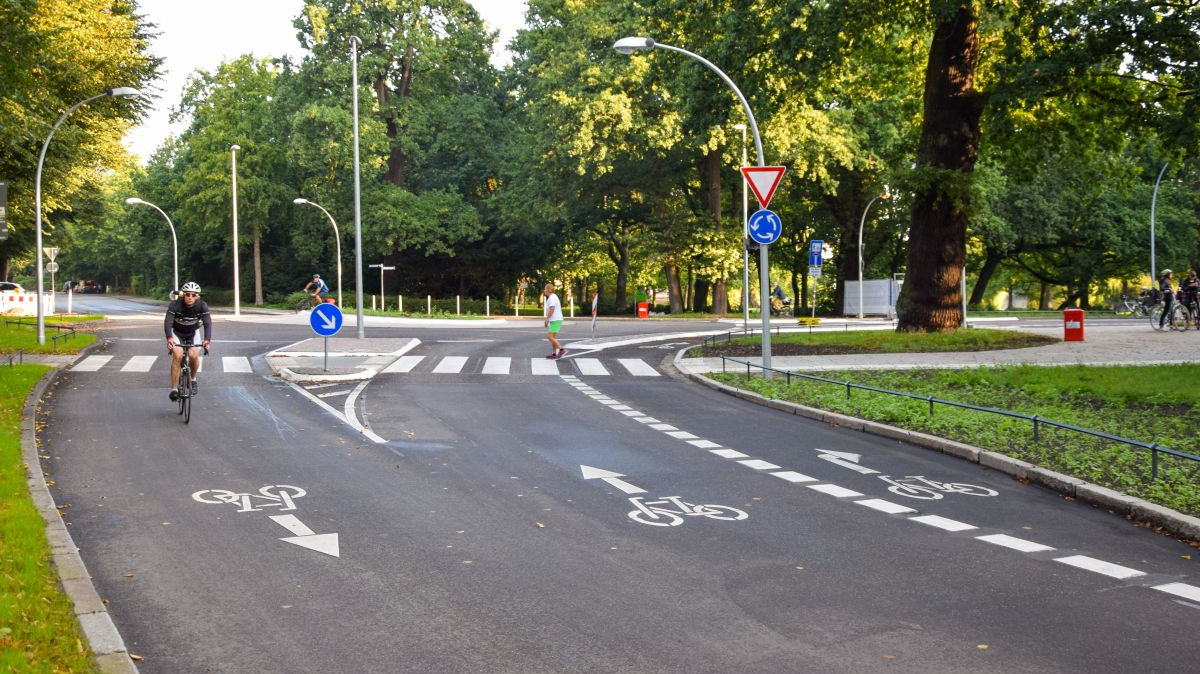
[614,37,775,368]
[350,35,365,337]
[857,193,888,320]
[35,87,141,343]
[294,198,343,308]
[230,144,241,316]
[1150,162,1168,282]
[733,123,749,328]
[125,197,179,294]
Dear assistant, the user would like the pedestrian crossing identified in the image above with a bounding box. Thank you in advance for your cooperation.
[72,354,254,374]
[377,355,662,378]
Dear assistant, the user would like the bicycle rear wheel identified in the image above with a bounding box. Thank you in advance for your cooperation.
[1171,304,1188,331]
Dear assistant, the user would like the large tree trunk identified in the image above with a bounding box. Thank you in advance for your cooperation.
[703,150,728,314]
[252,221,263,305]
[664,262,684,313]
[896,4,984,332]
[967,249,1003,307]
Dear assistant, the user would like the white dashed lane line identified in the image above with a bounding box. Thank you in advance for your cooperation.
[561,375,1200,605]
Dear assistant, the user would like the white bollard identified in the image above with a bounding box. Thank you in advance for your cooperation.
[427,295,431,315]
[486,295,490,317]
[399,295,403,313]
[372,295,376,311]
[456,295,460,315]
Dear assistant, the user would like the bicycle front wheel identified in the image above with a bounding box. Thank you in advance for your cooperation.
[1170,305,1188,331]
[1150,305,1167,331]
[182,389,191,423]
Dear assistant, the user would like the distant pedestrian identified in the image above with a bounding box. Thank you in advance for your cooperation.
[1159,269,1175,328]
[543,283,565,359]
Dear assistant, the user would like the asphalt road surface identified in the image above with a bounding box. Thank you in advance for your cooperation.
[41,300,1200,673]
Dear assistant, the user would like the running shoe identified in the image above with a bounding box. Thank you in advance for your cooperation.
[558,348,568,358]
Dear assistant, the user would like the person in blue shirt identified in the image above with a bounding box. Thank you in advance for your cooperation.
[304,274,329,307]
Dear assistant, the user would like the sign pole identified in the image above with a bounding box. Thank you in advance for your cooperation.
[324,335,329,372]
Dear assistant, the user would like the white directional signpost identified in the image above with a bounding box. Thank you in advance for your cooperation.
[808,240,823,318]
[44,247,58,314]
[310,303,344,372]
[741,166,787,370]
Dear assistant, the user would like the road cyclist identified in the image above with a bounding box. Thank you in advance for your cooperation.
[1180,270,1200,329]
[303,274,330,308]
[164,281,212,406]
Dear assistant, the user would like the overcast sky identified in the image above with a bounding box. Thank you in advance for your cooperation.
[123,0,529,163]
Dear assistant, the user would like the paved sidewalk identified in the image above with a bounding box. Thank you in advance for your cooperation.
[678,322,1200,374]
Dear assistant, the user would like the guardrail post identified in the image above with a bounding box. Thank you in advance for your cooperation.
[786,371,791,386]
[1032,414,1040,441]
[1150,443,1159,480]
[928,396,934,418]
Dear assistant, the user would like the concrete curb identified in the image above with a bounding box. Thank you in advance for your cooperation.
[277,367,378,383]
[673,350,1200,542]
[20,339,139,673]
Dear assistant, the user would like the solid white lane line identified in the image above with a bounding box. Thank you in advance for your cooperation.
[855,498,918,514]
[304,382,343,390]
[738,459,781,471]
[618,358,660,376]
[120,355,157,372]
[531,358,559,375]
[575,358,609,376]
[666,431,699,440]
[771,471,818,483]
[382,355,424,373]
[1152,583,1200,603]
[72,355,113,371]
[482,357,511,375]
[222,356,253,373]
[1053,555,1146,580]
[910,515,977,532]
[687,440,722,449]
[975,534,1055,553]
[318,389,354,398]
[433,356,469,373]
[808,484,864,498]
[710,449,749,459]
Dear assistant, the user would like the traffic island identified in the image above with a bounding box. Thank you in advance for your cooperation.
[265,337,420,383]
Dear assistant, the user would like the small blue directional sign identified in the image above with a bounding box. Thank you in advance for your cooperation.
[809,240,823,267]
[310,303,343,337]
[747,209,782,246]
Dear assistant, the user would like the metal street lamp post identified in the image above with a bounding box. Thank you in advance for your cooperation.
[35,87,141,344]
[733,123,749,329]
[125,197,179,294]
[1150,162,1168,282]
[230,144,242,316]
[614,37,774,368]
[351,35,365,338]
[294,198,343,308]
[857,194,886,320]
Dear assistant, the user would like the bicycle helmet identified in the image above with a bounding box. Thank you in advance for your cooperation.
[181,281,201,294]
[313,274,320,279]
[1163,269,1173,276]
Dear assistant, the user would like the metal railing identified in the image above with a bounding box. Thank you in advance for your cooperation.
[701,321,900,348]
[4,317,77,350]
[717,355,1200,480]
[4,348,23,367]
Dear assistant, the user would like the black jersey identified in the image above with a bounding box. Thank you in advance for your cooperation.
[164,298,212,341]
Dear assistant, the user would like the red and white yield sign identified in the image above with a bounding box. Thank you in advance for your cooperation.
[740,166,787,209]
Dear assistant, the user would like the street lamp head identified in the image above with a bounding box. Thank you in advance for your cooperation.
[614,37,655,55]
[293,198,309,205]
[230,144,241,152]
[125,197,144,205]
[107,87,142,99]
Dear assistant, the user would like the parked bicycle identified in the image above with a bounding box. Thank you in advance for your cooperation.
[627,495,748,527]
[1115,290,1153,317]
[877,475,998,500]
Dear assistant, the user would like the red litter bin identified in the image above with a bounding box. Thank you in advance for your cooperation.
[1063,308,1084,342]
[637,301,649,318]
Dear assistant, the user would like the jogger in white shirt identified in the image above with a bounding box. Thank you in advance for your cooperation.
[543,283,565,359]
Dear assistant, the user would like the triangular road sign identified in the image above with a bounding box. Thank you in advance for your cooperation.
[740,166,787,209]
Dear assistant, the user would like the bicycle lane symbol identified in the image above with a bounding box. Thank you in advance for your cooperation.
[580,465,749,528]
[191,485,340,557]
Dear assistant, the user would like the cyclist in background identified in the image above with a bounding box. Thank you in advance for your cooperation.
[1181,270,1199,320]
[1158,269,1175,329]
[303,274,329,307]
[164,281,212,402]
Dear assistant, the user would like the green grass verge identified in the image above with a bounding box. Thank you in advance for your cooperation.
[711,363,1200,515]
[0,321,98,355]
[701,328,1056,357]
[0,364,98,673]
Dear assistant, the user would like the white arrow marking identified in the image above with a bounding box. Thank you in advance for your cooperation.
[269,514,340,557]
[316,308,338,330]
[580,465,646,495]
[815,449,879,474]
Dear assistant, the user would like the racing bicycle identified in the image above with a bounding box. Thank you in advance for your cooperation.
[174,341,208,424]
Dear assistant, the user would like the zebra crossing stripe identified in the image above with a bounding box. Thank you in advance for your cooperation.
[482,357,511,375]
[72,355,113,371]
[120,355,157,372]
[223,356,253,373]
[617,358,660,376]
[432,356,469,374]
[382,355,424,373]
[575,358,609,376]
[530,358,559,375]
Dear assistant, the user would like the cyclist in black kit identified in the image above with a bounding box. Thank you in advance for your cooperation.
[164,281,212,402]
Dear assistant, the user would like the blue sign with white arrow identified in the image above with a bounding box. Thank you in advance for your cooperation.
[809,240,823,267]
[309,303,343,337]
[747,209,782,246]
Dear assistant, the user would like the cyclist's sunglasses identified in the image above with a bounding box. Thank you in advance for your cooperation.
[183,292,199,298]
